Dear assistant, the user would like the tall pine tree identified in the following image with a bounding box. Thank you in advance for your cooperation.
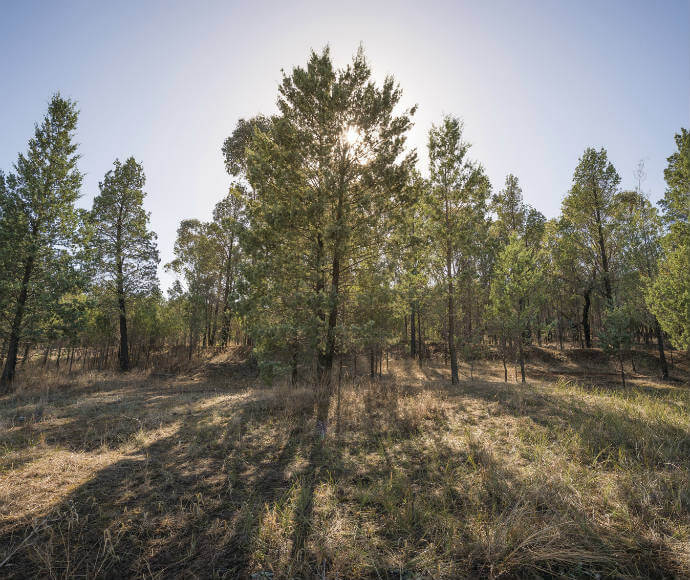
[245,46,415,400]
[0,95,82,389]
[90,157,159,371]
[426,115,489,384]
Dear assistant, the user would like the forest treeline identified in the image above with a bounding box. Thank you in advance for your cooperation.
[1,47,688,393]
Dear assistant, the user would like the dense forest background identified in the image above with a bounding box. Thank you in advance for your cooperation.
[1,47,688,393]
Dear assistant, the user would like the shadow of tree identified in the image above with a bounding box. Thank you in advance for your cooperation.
[1,367,688,578]
[0,379,314,578]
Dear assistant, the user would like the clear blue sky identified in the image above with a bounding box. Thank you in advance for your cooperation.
[2,0,688,290]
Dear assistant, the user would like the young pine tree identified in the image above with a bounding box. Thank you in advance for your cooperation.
[488,234,544,383]
[211,186,245,346]
[647,129,690,353]
[491,174,527,245]
[599,306,633,387]
[0,95,82,390]
[426,115,489,384]
[615,187,669,378]
[561,147,621,345]
[90,158,159,371]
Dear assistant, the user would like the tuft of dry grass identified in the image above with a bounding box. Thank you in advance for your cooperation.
[0,347,688,578]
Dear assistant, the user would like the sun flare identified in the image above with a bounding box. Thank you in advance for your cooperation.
[344,125,361,146]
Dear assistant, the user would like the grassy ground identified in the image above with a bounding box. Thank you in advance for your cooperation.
[0,347,689,579]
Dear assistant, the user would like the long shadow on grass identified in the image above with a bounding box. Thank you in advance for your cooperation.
[0,381,315,579]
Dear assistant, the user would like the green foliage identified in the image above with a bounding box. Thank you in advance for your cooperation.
[90,157,159,370]
[242,46,415,380]
[488,234,544,350]
[599,306,634,386]
[561,147,621,305]
[222,115,273,178]
[599,306,633,356]
[646,243,690,350]
[1,94,84,386]
[91,157,159,296]
[645,129,690,351]
[660,128,690,245]
[1,58,687,387]
[425,115,490,383]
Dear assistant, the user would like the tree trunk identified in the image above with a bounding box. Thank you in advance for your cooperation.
[318,179,347,390]
[654,317,669,380]
[1,254,35,390]
[220,231,236,346]
[336,355,343,435]
[518,340,526,383]
[118,291,129,371]
[21,343,31,367]
[446,240,459,384]
[595,205,614,308]
[582,287,592,348]
[318,258,339,388]
[291,348,298,385]
[417,308,423,363]
[410,302,417,358]
[316,183,346,433]
[404,314,408,349]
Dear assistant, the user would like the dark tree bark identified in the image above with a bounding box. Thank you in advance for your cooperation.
[115,202,130,372]
[1,254,35,390]
[21,343,31,367]
[410,302,417,358]
[317,181,346,393]
[501,336,508,382]
[117,282,129,371]
[582,287,592,348]
[417,308,422,362]
[596,217,613,307]
[654,318,669,380]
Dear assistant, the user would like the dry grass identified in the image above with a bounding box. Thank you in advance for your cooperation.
[0,347,688,578]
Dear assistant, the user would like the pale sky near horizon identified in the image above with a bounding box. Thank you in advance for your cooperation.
[2,0,689,290]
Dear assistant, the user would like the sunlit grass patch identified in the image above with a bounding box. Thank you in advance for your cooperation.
[0,352,688,578]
